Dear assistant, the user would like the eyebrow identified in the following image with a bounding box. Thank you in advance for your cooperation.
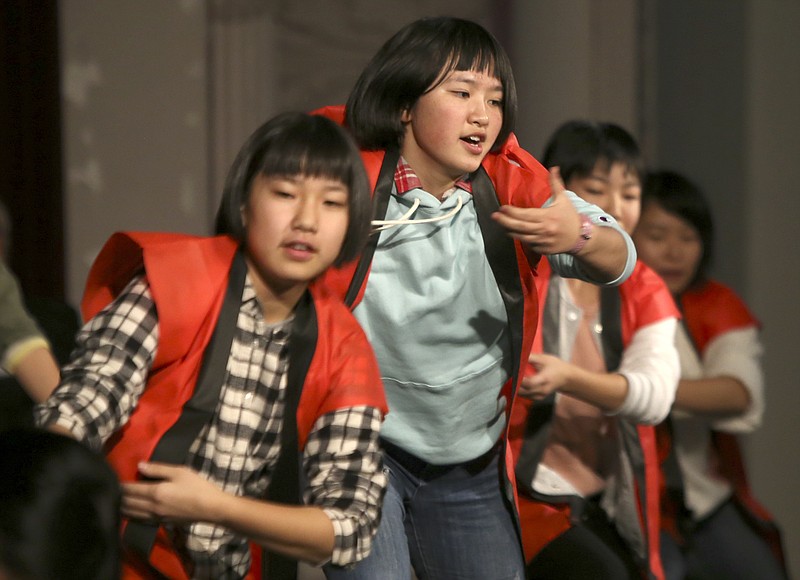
[445,72,504,92]
[586,173,610,183]
[323,183,349,193]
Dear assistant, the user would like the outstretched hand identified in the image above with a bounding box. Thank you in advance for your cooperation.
[121,462,226,525]
[491,167,582,255]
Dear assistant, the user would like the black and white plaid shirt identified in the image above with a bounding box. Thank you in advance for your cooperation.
[36,275,386,578]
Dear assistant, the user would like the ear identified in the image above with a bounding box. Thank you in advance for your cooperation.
[240,205,247,228]
[400,107,412,123]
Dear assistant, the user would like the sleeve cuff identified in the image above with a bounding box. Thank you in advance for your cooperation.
[2,336,50,373]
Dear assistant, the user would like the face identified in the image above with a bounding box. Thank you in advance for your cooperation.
[400,68,503,197]
[566,161,641,234]
[633,201,703,294]
[243,173,349,299]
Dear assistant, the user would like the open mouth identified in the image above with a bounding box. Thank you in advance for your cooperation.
[284,241,316,256]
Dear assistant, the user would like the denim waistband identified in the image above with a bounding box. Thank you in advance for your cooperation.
[381,439,500,480]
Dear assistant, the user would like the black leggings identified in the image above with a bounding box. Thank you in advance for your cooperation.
[526,499,641,580]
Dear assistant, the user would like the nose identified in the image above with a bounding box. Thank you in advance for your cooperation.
[292,198,318,232]
[666,242,682,258]
[664,239,686,262]
[470,101,489,126]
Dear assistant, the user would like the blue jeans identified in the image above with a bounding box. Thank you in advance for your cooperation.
[660,499,786,580]
[324,443,524,580]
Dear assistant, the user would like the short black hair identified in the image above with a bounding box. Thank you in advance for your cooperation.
[215,112,372,266]
[345,16,517,152]
[0,428,121,580]
[541,120,643,184]
[641,170,714,287]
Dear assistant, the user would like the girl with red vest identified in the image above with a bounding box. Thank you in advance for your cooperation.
[634,170,787,580]
[35,112,388,579]
[316,17,637,580]
[509,121,680,579]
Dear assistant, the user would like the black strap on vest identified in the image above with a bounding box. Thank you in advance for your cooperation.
[600,287,652,561]
[599,286,623,371]
[261,291,317,580]
[343,147,399,307]
[123,249,247,577]
[470,167,525,386]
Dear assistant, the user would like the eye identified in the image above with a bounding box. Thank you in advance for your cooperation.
[453,90,470,98]
[324,198,347,208]
[488,98,503,107]
[323,189,349,208]
[623,186,641,200]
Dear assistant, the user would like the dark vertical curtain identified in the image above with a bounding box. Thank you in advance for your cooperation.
[0,0,64,300]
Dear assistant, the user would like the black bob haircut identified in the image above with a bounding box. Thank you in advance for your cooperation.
[541,120,644,185]
[0,428,121,580]
[641,170,715,288]
[345,16,517,152]
[215,112,372,267]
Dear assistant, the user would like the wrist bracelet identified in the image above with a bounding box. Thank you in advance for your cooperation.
[568,214,594,255]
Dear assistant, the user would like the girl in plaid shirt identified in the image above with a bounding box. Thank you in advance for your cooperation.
[36,112,388,579]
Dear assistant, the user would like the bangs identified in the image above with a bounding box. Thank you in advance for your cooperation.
[449,46,497,78]
[431,36,508,90]
[254,120,354,185]
[593,150,643,181]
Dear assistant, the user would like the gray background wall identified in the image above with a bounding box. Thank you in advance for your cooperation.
[59,0,799,575]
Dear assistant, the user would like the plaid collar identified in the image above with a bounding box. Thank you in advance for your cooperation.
[394,157,473,196]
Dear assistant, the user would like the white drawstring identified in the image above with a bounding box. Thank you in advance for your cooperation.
[371,198,421,231]
[371,195,464,232]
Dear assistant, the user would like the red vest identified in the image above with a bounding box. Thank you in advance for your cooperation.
[508,260,679,579]
[312,104,552,526]
[84,232,387,579]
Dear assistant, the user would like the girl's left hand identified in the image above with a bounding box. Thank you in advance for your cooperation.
[121,462,226,524]
[491,167,582,255]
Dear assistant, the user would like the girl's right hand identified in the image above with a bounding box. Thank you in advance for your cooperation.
[491,167,583,255]
[519,352,572,400]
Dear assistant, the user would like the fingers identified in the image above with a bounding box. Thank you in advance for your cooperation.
[121,495,153,520]
[492,203,534,221]
[527,353,545,368]
[137,461,179,480]
[121,482,160,521]
[491,205,552,244]
[520,365,547,401]
[519,382,548,401]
